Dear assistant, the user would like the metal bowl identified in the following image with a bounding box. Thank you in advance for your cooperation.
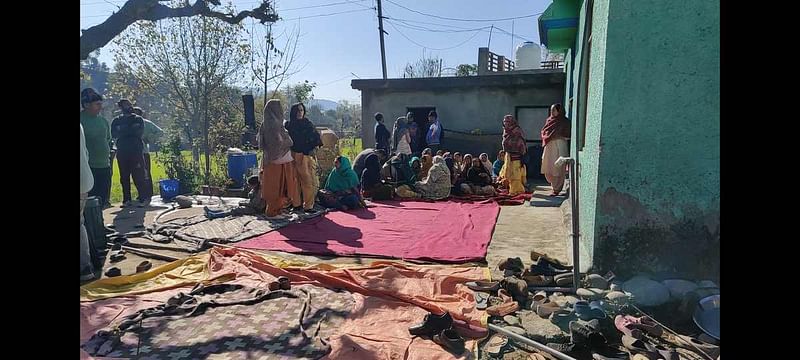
[693,294,720,340]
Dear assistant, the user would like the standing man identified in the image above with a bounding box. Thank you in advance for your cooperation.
[111,99,151,207]
[80,88,112,208]
[133,107,163,203]
[374,112,391,153]
[80,124,96,281]
[426,110,443,155]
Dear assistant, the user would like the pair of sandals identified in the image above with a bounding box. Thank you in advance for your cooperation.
[268,276,291,291]
[104,261,153,278]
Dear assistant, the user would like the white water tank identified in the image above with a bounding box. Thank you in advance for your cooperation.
[514,41,541,70]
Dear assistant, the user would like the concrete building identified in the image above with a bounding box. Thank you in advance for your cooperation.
[351,70,565,173]
[542,0,720,280]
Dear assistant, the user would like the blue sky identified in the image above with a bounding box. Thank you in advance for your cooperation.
[81,0,550,103]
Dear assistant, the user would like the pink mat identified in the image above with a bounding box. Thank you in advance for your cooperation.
[236,200,500,262]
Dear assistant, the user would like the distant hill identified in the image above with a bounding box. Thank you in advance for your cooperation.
[307,98,339,112]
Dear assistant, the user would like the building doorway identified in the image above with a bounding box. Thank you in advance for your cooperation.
[406,106,436,153]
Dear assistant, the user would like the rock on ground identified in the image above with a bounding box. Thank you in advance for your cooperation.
[517,309,569,344]
[622,275,671,307]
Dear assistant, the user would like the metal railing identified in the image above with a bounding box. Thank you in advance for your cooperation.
[478,47,515,75]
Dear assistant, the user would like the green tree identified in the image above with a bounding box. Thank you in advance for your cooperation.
[112,13,251,181]
[456,64,478,76]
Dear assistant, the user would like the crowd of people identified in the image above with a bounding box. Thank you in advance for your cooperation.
[80,88,164,280]
[79,88,572,279]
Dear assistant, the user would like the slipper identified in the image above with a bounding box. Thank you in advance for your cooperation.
[534,299,562,318]
[498,257,525,274]
[532,290,548,302]
[503,276,530,302]
[615,315,644,339]
[522,270,553,286]
[487,289,519,317]
[555,272,575,286]
[620,315,662,337]
[277,276,291,290]
[110,243,122,251]
[575,301,606,320]
[135,261,152,273]
[475,292,490,310]
[484,333,509,356]
[622,335,658,359]
[268,281,281,291]
[109,250,126,263]
[104,267,121,278]
[465,280,501,293]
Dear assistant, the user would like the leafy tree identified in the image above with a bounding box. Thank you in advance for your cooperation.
[456,64,478,76]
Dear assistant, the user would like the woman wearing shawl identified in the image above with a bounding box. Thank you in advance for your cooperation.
[498,114,528,195]
[382,153,414,185]
[392,117,412,155]
[412,155,452,200]
[460,154,474,178]
[461,157,497,196]
[541,103,571,196]
[444,157,457,186]
[409,156,422,182]
[321,156,364,211]
[493,150,505,179]
[286,102,323,212]
[258,99,301,218]
[361,153,393,200]
[419,154,433,182]
[479,153,494,176]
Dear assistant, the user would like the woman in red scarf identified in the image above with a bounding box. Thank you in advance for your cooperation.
[540,103,571,196]
[498,114,528,195]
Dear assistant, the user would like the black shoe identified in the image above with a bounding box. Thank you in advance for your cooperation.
[569,320,606,348]
[304,208,317,214]
[408,311,453,337]
[530,261,571,276]
[432,328,465,355]
[104,267,122,278]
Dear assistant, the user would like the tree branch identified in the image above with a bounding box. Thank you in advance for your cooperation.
[80,0,277,60]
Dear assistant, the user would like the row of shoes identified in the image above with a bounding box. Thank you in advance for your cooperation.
[407,311,466,355]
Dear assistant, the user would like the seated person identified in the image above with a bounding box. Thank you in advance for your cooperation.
[409,156,422,182]
[493,150,506,179]
[397,155,451,200]
[381,153,414,185]
[460,158,497,196]
[419,154,433,182]
[353,148,388,178]
[204,175,266,218]
[320,156,365,211]
[361,153,393,200]
[435,149,445,157]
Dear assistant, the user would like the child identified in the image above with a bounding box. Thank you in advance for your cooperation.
[204,175,266,219]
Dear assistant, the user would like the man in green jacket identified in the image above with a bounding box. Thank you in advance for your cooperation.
[80,88,112,207]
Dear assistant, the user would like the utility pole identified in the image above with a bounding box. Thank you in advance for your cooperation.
[376,0,388,79]
[264,24,271,104]
[488,24,494,49]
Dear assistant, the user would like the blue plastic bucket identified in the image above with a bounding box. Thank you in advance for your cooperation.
[159,179,180,201]
[227,152,258,188]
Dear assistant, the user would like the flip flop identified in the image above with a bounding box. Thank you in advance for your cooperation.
[109,250,126,263]
[465,280,501,293]
[483,333,509,356]
[277,276,291,290]
[486,289,519,317]
[135,261,152,273]
[110,243,122,251]
[475,292,490,310]
[104,267,121,278]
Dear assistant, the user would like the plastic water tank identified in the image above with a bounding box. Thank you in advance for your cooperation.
[514,42,541,70]
[227,152,258,188]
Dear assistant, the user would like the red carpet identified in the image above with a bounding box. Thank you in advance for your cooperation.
[236,200,500,263]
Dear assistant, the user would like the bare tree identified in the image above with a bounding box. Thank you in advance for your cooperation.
[249,24,306,104]
[80,0,278,60]
[402,54,444,78]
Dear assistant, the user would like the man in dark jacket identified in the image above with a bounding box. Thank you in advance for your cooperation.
[111,99,151,207]
[374,112,391,153]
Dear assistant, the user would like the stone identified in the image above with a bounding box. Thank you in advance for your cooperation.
[584,274,609,290]
[504,315,521,327]
[503,325,526,336]
[576,287,605,300]
[697,280,719,289]
[605,291,630,302]
[662,279,699,300]
[622,275,671,307]
[517,310,569,344]
[549,294,579,307]
[609,282,622,292]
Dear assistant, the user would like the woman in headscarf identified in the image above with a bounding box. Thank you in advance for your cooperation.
[540,103,571,196]
[479,153,494,176]
[259,99,301,218]
[391,116,412,155]
[361,153,393,201]
[493,150,506,180]
[460,154,474,178]
[381,153,414,185]
[461,157,497,196]
[321,156,363,211]
[498,114,528,196]
[411,155,452,200]
[409,156,422,182]
[286,102,322,213]
[419,154,433,182]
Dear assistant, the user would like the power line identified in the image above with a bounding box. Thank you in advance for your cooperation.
[385,20,482,51]
[385,0,543,22]
[386,15,535,44]
[387,18,490,33]
[82,7,374,20]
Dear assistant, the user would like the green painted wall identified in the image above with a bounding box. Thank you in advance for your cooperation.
[572,0,720,279]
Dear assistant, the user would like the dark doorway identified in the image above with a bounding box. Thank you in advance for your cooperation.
[406,106,435,153]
